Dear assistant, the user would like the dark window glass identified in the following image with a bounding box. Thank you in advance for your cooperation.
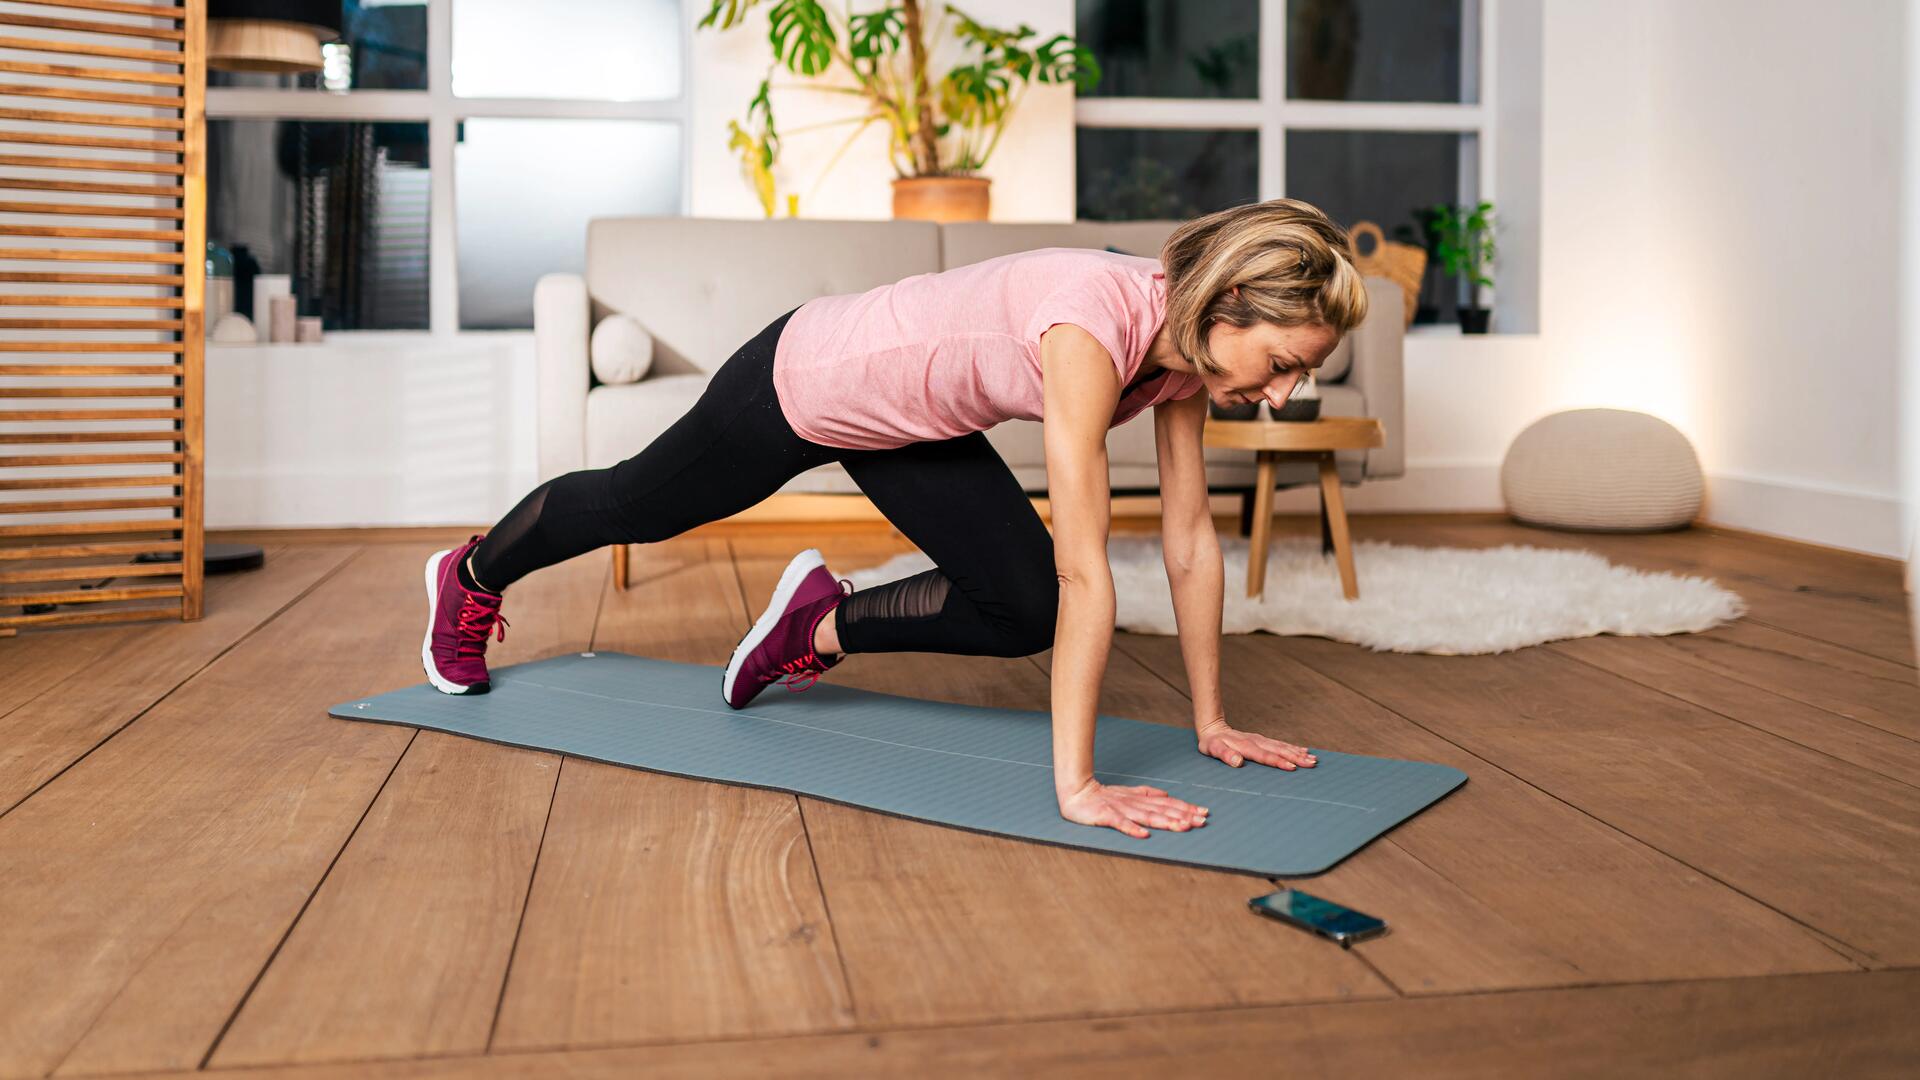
[209,0,427,91]
[1076,0,1260,99]
[1286,0,1470,103]
[1286,129,1472,321]
[1077,128,1259,221]
[208,120,431,331]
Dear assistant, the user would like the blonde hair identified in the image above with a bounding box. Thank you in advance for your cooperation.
[1159,198,1371,377]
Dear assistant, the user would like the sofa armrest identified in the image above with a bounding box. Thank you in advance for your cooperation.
[535,272,591,482]
[1346,276,1406,481]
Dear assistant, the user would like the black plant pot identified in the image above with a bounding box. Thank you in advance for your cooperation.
[1458,306,1492,334]
[1209,400,1260,421]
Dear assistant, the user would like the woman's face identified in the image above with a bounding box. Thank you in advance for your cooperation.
[1199,318,1342,411]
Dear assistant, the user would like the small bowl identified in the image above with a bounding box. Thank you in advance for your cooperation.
[1209,400,1261,421]
[1267,398,1321,422]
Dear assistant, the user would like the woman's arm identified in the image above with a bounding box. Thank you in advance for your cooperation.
[1151,391,1227,728]
[1041,325,1209,838]
[1153,390,1319,773]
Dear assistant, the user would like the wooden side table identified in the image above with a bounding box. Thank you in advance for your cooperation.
[1202,416,1385,600]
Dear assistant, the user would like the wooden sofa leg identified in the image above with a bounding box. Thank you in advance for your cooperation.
[612,543,629,591]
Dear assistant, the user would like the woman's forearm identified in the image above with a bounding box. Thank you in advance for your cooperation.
[1051,569,1116,797]
[1165,528,1226,727]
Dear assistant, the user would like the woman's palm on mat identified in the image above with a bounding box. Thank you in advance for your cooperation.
[1196,719,1319,772]
[1059,779,1209,839]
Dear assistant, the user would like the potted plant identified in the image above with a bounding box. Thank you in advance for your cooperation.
[1267,372,1321,422]
[1428,200,1497,333]
[701,1,1100,222]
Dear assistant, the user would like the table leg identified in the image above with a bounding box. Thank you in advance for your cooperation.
[1247,451,1276,598]
[1318,482,1333,555]
[1317,454,1359,600]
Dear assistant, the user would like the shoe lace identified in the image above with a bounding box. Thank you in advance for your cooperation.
[453,592,508,660]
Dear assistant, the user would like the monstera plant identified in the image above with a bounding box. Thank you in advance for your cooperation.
[701,1,1100,221]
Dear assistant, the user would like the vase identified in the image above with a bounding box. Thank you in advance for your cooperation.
[1458,306,1492,334]
[892,176,990,223]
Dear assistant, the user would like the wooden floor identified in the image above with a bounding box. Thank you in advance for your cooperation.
[2,514,1916,1078]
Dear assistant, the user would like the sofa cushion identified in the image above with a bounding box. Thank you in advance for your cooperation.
[587,217,941,379]
[583,374,709,470]
[983,380,1367,489]
[941,220,1184,270]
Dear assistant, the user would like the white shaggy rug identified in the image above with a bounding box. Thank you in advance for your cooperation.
[843,536,1746,656]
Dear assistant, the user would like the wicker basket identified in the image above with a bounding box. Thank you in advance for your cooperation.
[1348,220,1426,329]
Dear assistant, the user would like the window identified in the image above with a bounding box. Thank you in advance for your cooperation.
[1076,0,1513,328]
[205,0,690,333]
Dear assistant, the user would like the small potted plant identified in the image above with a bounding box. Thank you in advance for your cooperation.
[1267,372,1321,422]
[1428,200,1497,333]
[702,1,1099,222]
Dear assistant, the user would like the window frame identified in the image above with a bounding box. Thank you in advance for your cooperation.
[204,0,694,335]
[1073,0,1496,226]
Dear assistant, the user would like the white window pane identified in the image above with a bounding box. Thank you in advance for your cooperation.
[452,0,681,100]
[456,119,681,330]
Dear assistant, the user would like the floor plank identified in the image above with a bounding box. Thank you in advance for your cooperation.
[488,538,855,1052]
[0,545,355,814]
[207,552,608,1068]
[1390,518,1920,735]
[0,546,429,1078]
[731,535,1393,1029]
[104,969,1920,1079]
[1092,632,1855,991]
[1275,633,1920,966]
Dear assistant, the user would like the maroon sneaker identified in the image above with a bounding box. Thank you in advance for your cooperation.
[723,547,852,709]
[422,534,509,695]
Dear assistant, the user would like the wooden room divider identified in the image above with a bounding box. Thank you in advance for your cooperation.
[0,0,204,636]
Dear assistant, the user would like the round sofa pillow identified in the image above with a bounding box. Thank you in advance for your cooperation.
[590,313,654,385]
[1501,408,1703,531]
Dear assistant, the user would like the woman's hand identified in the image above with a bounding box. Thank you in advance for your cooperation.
[1057,777,1208,839]
[1196,717,1318,771]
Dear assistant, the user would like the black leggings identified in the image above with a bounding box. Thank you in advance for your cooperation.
[470,307,1060,657]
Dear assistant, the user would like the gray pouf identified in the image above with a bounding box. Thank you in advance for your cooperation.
[1501,408,1703,531]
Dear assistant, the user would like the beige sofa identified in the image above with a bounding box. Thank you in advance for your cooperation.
[536,217,1404,511]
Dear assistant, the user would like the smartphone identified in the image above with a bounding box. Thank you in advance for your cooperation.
[1247,888,1387,948]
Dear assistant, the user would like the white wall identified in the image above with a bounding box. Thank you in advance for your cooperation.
[1311,0,1907,558]
[1902,0,1919,653]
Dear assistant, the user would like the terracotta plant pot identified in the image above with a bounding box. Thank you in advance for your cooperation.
[892,176,990,223]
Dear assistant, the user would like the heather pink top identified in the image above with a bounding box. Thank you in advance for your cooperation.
[772,247,1203,450]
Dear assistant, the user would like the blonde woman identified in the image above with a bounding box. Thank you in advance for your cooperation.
[421,198,1370,840]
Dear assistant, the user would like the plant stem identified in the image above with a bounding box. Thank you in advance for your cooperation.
[901,0,942,174]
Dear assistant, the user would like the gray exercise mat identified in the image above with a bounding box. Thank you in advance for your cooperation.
[331,651,1466,877]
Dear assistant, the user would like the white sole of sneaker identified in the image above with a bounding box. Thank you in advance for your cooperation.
[722,547,826,709]
[421,547,478,695]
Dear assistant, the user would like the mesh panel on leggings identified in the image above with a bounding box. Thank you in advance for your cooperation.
[470,481,551,591]
[836,567,952,638]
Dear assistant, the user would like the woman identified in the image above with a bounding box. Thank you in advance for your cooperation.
[420,198,1369,840]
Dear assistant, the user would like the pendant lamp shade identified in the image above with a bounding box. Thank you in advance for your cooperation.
[208,0,344,73]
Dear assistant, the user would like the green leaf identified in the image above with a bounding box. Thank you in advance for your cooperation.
[848,7,903,61]
[699,0,765,31]
[768,0,836,77]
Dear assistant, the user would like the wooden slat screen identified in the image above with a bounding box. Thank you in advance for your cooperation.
[0,0,201,636]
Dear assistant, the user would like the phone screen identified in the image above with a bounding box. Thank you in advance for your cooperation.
[1249,888,1386,939]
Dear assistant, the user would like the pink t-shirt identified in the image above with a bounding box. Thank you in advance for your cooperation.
[772,247,1203,450]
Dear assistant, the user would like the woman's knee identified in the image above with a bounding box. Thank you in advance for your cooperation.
[986,569,1059,657]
